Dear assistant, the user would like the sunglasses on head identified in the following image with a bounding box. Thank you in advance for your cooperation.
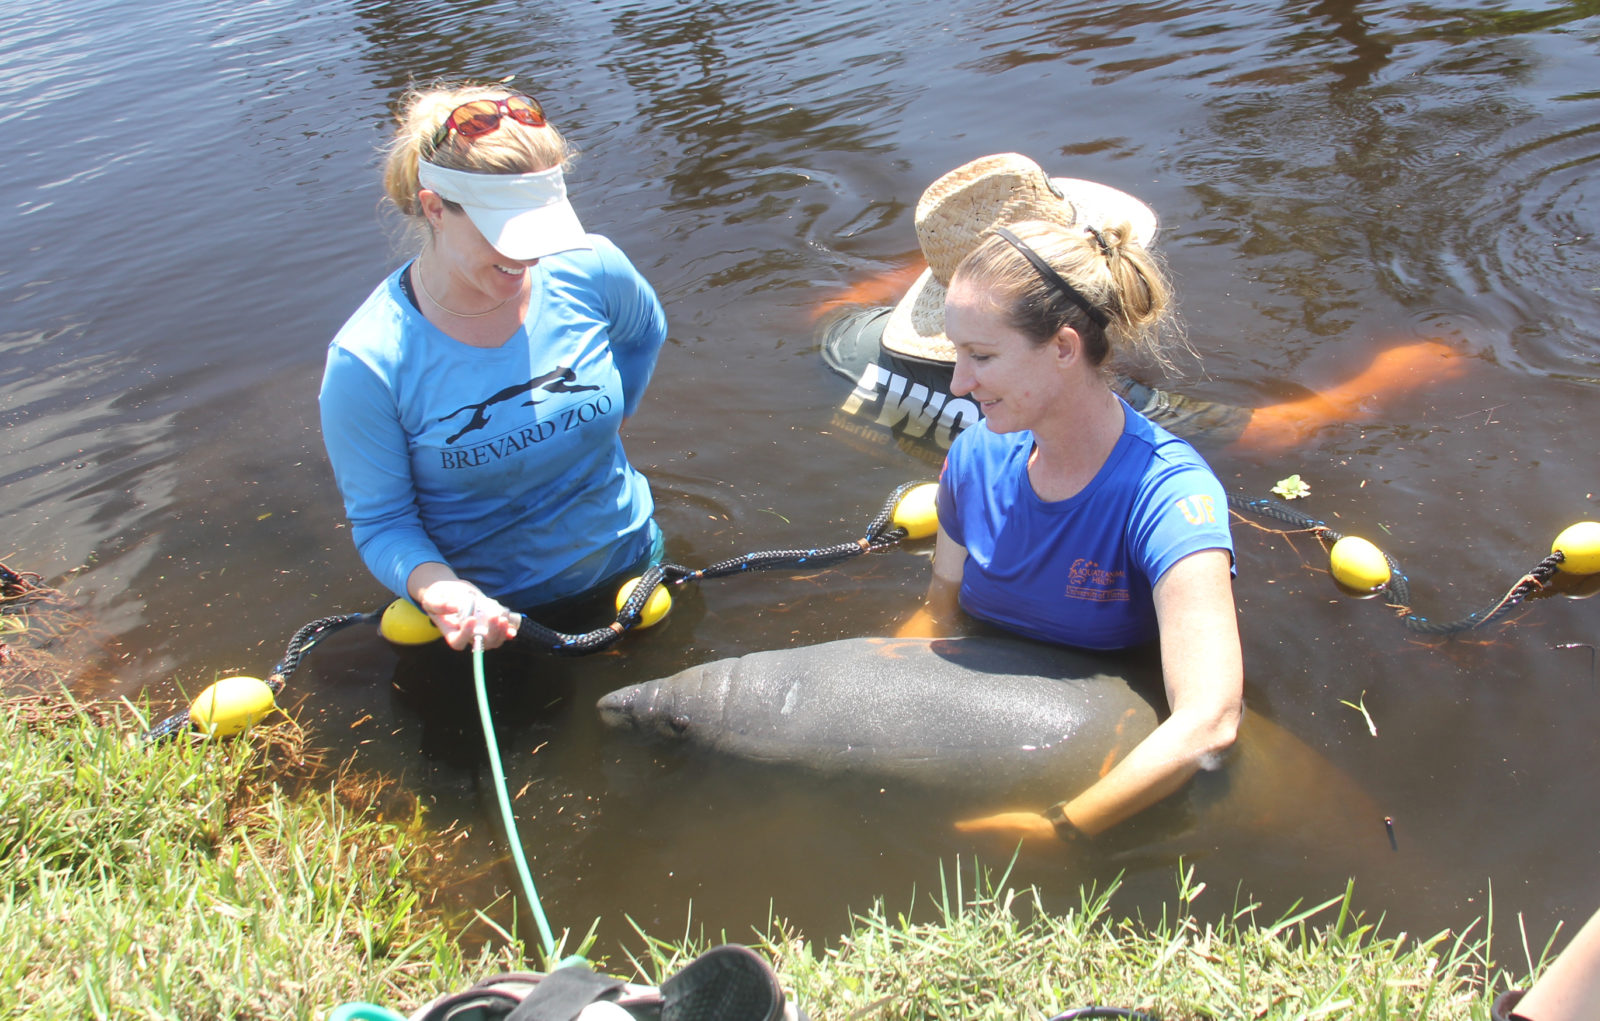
[426,94,546,155]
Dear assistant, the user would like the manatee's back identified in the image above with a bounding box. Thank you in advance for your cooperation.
[697,635,1162,796]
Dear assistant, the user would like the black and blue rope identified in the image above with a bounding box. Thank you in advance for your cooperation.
[142,483,928,737]
[1228,493,1566,635]
[143,612,374,741]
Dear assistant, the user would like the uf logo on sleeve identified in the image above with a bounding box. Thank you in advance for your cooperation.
[1175,494,1217,526]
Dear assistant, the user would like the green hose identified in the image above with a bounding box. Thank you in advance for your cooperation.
[472,635,567,965]
[324,643,582,1021]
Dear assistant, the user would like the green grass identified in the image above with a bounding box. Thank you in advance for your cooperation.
[0,693,1552,1020]
[767,861,1524,1019]
[0,695,532,1019]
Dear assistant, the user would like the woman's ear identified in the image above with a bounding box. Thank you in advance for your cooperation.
[417,188,446,230]
[1052,324,1083,368]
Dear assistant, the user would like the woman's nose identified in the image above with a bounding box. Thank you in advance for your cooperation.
[950,356,975,396]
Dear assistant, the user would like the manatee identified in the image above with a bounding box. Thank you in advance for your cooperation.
[597,635,1386,852]
[598,635,1160,801]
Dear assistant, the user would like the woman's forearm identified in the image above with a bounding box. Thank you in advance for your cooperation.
[406,561,462,604]
[1514,904,1600,1021]
[1049,703,1240,836]
[1013,548,1244,841]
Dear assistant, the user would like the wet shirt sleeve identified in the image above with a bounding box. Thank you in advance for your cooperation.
[593,238,667,418]
[318,337,445,601]
[1126,452,1235,585]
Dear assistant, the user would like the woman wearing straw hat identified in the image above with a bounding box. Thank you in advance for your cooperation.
[819,153,1246,471]
[890,155,1243,844]
[319,82,667,651]
[819,158,1464,465]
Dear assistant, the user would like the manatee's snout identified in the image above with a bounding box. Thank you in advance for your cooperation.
[596,683,648,731]
[597,679,695,740]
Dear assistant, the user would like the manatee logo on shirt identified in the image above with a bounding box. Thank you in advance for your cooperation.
[437,367,600,444]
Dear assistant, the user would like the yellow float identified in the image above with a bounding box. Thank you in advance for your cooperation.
[189,675,277,738]
[891,483,940,540]
[616,576,673,628]
[1328,536,1391,591]
[1552,521,1600,575]
[379,598,443,644]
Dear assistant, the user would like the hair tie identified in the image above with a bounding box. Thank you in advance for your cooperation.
[1085,225,1114,260]
[992,227,1110,330]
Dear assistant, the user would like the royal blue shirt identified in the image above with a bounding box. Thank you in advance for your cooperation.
[937,400,1233,650]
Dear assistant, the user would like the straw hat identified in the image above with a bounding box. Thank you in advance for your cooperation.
[881,153,1158,362]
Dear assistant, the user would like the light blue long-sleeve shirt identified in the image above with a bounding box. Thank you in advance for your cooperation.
[319,235,667,608]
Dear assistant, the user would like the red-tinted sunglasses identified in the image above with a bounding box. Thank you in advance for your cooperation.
[426,95,546,154]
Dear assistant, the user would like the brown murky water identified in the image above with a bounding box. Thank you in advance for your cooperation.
[5,0,1599,956]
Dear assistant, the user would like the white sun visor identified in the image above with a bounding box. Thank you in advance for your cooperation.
[417,162,590,261]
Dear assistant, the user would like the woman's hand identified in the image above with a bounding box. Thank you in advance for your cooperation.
[409,564,519,650]
[896,524,968,638]
[954,810,1057,844]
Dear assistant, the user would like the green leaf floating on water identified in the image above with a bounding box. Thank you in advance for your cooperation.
[1271,474,1311,500]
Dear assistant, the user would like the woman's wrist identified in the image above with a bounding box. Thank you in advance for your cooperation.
[1041,801,1089,844]
[406,562,461,606]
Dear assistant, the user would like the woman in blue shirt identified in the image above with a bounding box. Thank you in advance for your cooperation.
[320,83,667,651]
[899,159,1242,844]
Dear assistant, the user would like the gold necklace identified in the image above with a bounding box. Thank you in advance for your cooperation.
[413,259,518,318]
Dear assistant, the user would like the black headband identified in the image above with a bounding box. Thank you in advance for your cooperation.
[991,226,1110,330]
